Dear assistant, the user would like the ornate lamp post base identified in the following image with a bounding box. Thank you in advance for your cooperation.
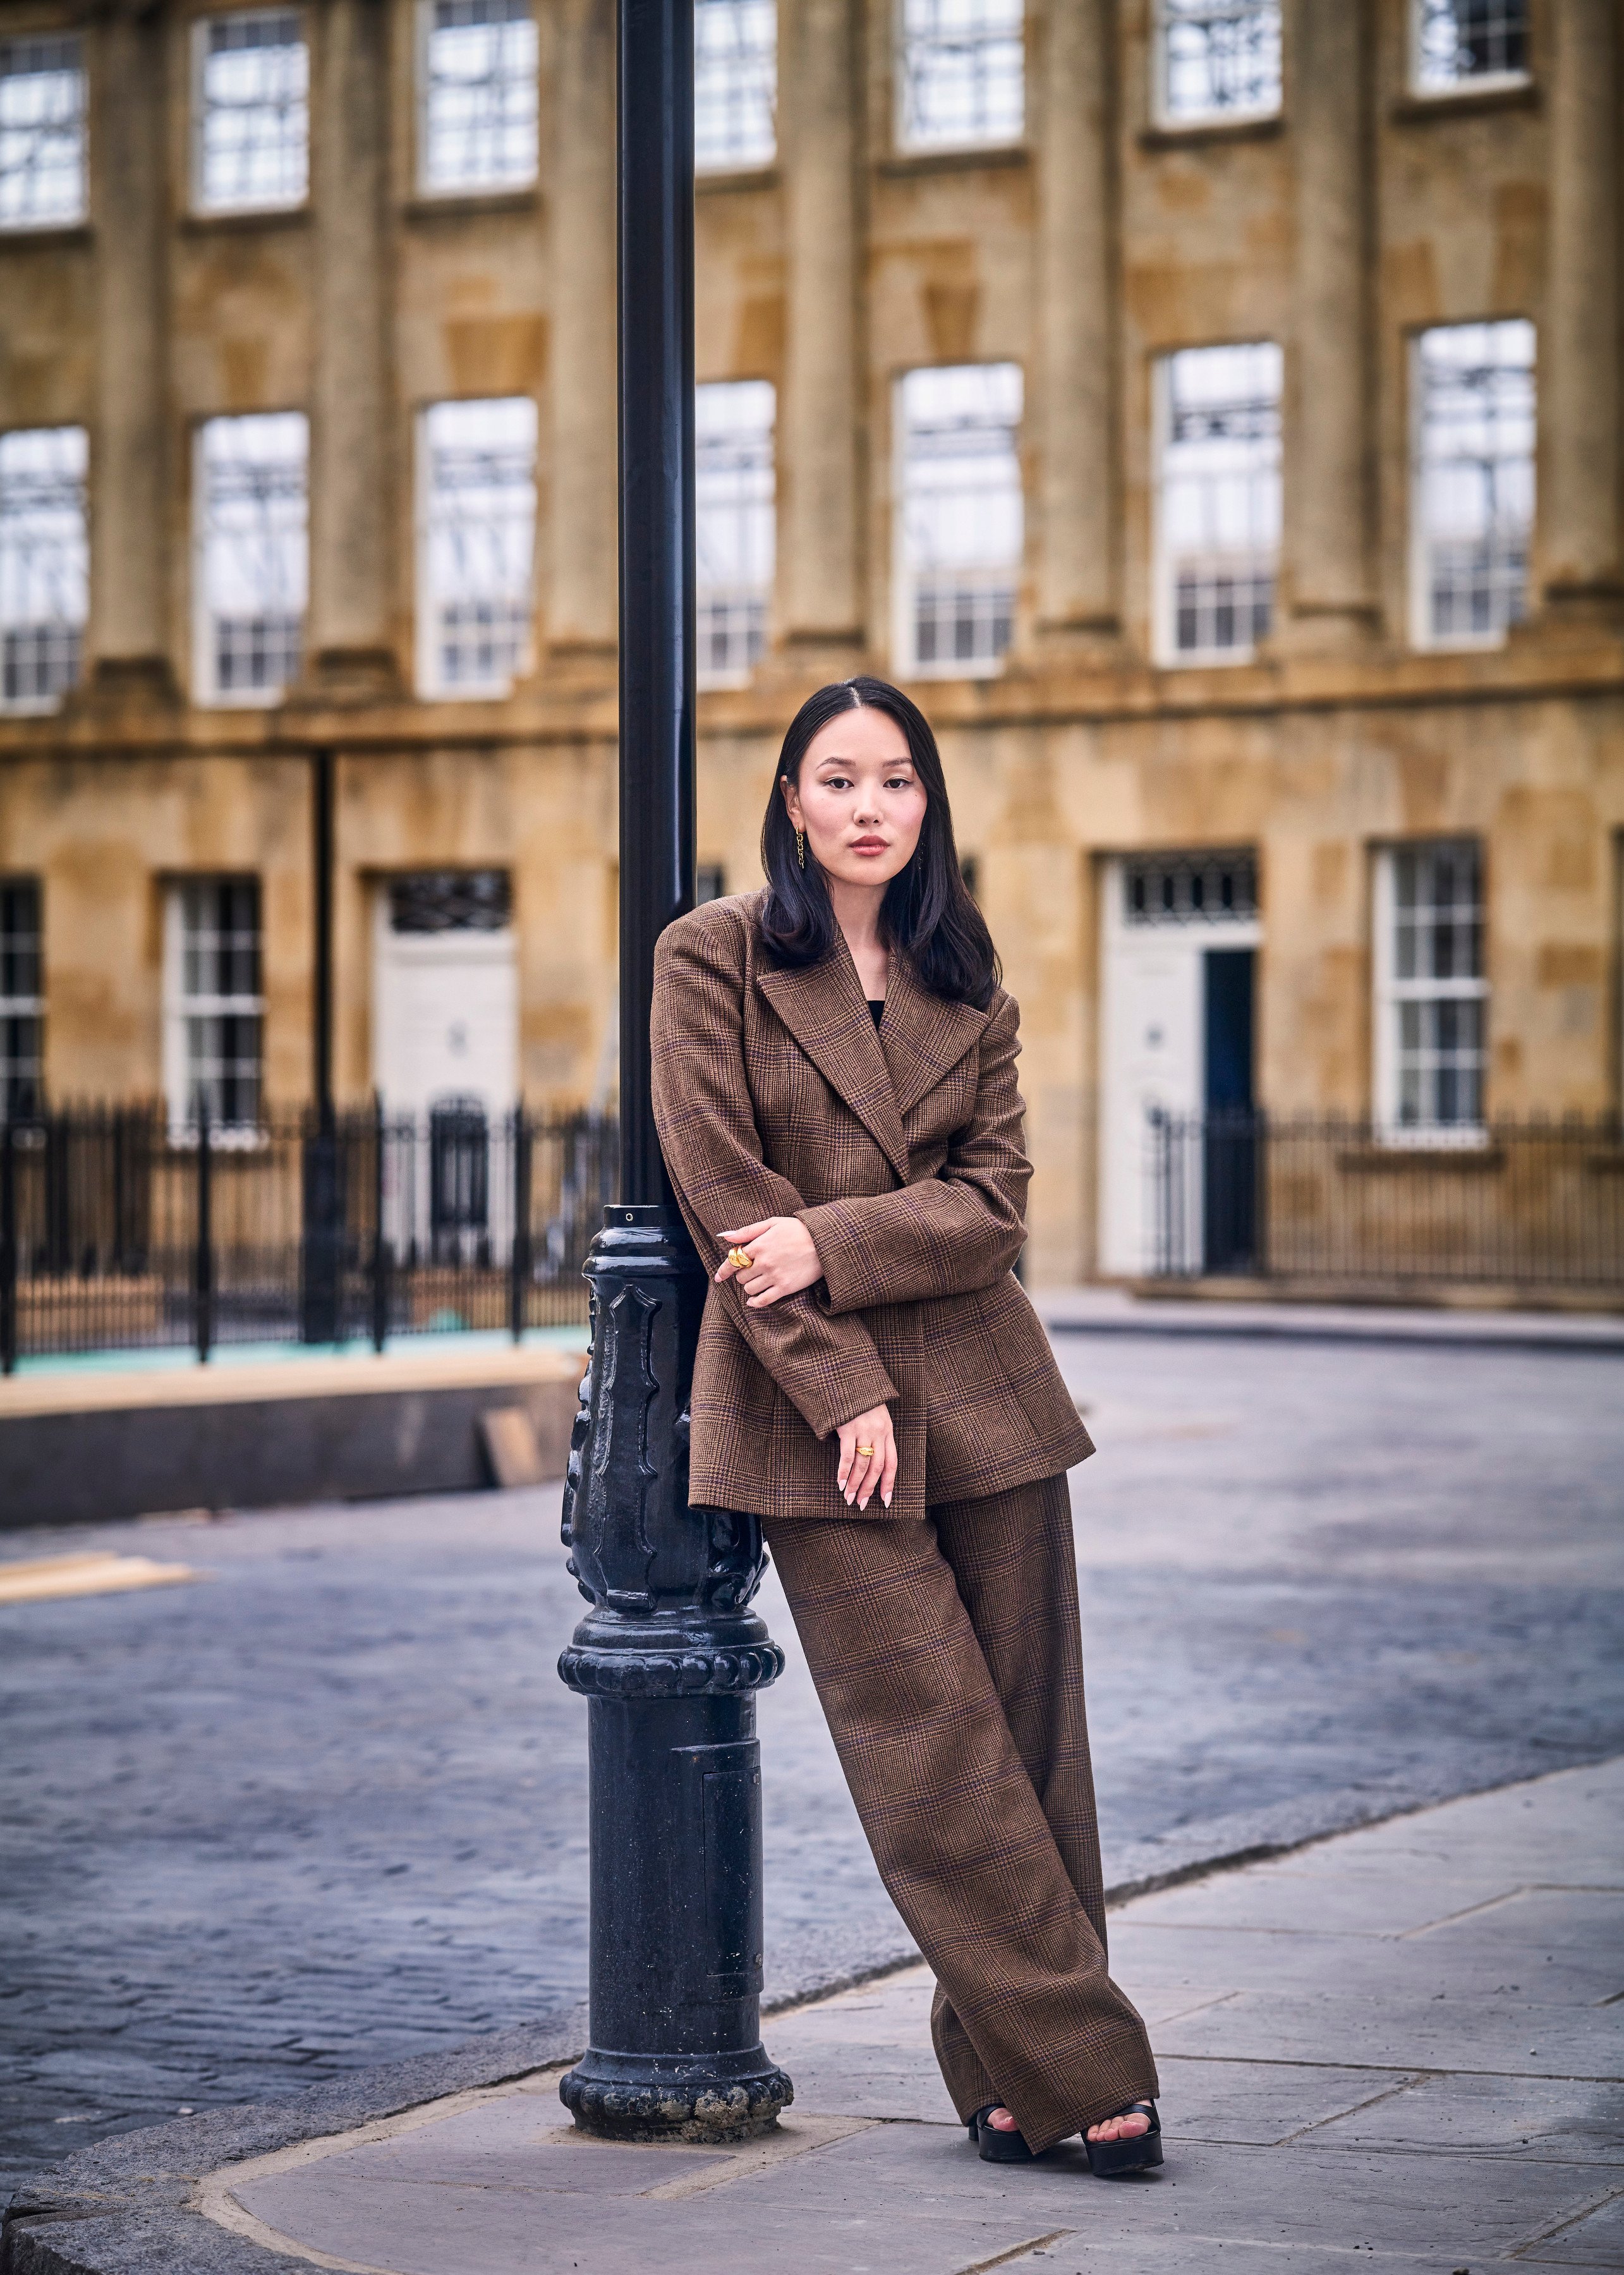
[558,1208,794,2143]
[559,2058,794,2146]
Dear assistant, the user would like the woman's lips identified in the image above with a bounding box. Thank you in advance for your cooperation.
[850,837,888,852]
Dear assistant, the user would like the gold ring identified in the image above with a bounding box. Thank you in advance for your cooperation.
[725,1246,753,1270]
[854,1443,875,1458]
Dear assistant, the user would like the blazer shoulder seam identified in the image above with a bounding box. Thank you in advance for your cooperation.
[661,894,758,963]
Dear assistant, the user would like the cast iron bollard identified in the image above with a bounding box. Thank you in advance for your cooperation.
[557,1205,792,2140]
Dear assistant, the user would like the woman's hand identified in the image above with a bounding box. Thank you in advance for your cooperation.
[715,1216,823,1309]
[835,1404,897,1511]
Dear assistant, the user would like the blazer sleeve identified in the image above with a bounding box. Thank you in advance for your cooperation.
[650,914,900,1440]
[796,991,1029,1315]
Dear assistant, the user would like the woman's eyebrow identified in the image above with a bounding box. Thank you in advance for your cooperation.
[811,753,913,769]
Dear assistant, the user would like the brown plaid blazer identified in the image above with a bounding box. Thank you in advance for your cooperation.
[650,892,1094,1522]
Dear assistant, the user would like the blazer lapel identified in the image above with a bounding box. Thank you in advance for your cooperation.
[755,950,911,1182]
[878,956,991,1120]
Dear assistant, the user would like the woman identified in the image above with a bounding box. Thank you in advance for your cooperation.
[649,676,1161,2174]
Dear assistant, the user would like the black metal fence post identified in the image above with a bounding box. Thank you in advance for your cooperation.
[195,1102,214,1363]
[555,0,791,2144]
[371,1094,390,1354]
[509,1103,532,1344]
[300,1110,344,1345]
[1,1117,17,1376]
[44,1108,68,1273]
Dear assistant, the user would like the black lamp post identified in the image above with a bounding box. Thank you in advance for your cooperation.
[554,0,793,2142]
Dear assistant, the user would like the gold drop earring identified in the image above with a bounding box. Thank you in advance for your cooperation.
[795,827,806,871]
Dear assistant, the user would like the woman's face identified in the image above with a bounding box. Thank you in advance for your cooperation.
[781,707,927,890]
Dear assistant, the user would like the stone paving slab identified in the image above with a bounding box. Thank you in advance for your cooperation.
[23,1759,1565,2273]
[1156,1991,1623,2081]
[1528,2187,1624,2266]
[1110,1906,1620,2005]
[724,2125,1615,2255]
[1309,2072,1624,2163]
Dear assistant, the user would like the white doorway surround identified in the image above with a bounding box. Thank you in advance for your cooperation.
[373,873,518,1115]
[372,871,519,1260]
[1098,851,1261,1277]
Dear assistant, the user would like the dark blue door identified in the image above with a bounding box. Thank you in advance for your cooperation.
[1203,949,1257,1272]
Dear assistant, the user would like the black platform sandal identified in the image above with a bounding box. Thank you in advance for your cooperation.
[1084,2100,1163,2177]
[967,2105,1036,2163]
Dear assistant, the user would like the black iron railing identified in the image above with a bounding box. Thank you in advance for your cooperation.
[1146,1108,1624,1291]
[0,1102,617,1372]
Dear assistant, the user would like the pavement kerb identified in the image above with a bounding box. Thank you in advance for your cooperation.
[1033,1285,1624,1355]
[10,1751,1619,2275]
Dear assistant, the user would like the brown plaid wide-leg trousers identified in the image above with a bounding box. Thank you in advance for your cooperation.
[763,1472,1158,2156]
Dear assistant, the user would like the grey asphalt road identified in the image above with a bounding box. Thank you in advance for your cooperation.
[3,1328,1621,2194]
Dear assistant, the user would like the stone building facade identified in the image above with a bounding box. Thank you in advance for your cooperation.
[0,0,1619,1282]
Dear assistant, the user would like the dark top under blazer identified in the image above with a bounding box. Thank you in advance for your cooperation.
[649,892,1094,1523]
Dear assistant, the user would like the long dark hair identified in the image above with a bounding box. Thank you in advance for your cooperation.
[758,677,1000,1010]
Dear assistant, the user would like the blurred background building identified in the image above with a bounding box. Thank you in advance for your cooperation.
[0,0,1620,1301]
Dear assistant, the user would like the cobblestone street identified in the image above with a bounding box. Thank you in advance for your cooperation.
[3,1327,1621,2194]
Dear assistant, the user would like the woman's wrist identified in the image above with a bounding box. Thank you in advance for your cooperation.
[835,1401,897,1510]
[714,1214,823,1308]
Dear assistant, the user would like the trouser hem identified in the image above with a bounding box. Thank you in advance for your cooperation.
[940,2029,1161,2156]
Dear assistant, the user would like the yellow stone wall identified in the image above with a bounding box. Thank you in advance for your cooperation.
[1,0,1620,1282]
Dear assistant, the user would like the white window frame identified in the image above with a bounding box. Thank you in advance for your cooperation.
[0,876,44,1119]
[893,361,1024,681]
[694,0,777,173]
[162,877,265,1137]
[192,411,308,708]
[190,8,308,217]
[895,0,1025,156]
[1408,319,1535,654]
[0,32,88,231]
[415,0,538,197]
[415,395,538,701]
[1372,841,1489,1144]
[0,423,88,715]
[1152,341,1282,669]
[696,377,775,689]
[1410,0,1530,97]
[1151,0,1282,130]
